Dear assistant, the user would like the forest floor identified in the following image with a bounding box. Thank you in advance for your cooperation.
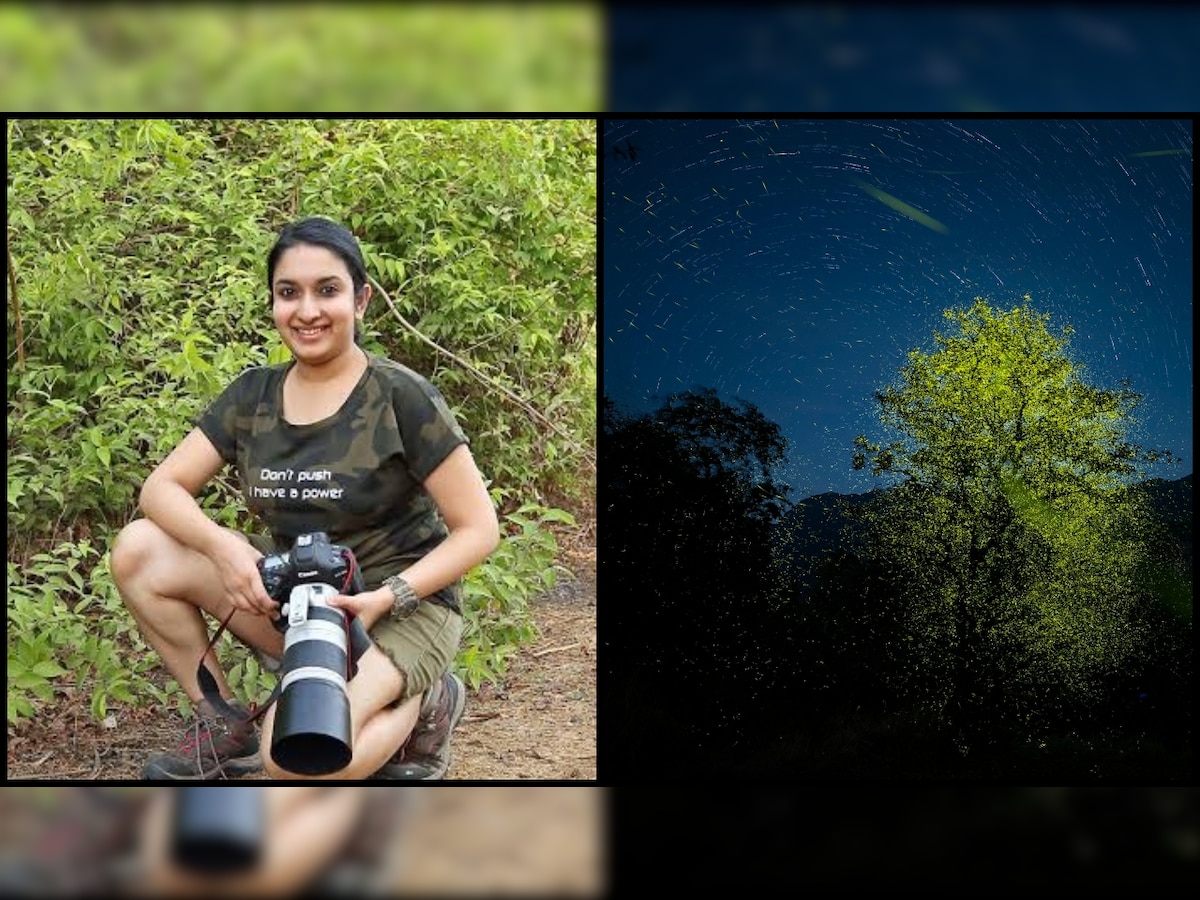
[6,519,596,782]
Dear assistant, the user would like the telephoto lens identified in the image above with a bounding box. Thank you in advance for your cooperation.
[271,582,354,775]
[171,786,264,875]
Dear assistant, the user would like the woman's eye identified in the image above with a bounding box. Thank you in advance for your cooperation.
[275,285,338,298]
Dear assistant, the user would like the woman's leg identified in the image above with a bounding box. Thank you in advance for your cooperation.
[111,518,284,702]
[370,603,466,779]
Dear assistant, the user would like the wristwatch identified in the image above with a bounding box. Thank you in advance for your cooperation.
[384,574,420,620]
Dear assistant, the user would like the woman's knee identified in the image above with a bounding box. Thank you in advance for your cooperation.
[110,518,165,594]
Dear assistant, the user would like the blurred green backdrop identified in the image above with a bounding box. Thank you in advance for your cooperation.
[0,3,600,111]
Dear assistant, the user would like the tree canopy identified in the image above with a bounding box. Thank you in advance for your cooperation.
[607,388,790,528]
[854,296,1175,499]
[604,389,795,757]
[850,296,1184,745]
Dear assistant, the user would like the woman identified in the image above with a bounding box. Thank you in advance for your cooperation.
[111,217,500,780]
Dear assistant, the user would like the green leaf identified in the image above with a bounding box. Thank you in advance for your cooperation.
[32,660,69,678]
[12,670,49,690]
[8,477,24,509]
[109,680,135,704]
[91,687,108,720]
[538,507,577,525]
[9,695,35,724]
[227,661,243,691]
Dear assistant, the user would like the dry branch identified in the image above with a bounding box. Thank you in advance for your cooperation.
[7,227,25,368]
[531,642,582,658]
[370,276,596,473]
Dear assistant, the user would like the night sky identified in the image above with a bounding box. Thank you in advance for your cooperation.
[602,118,1193,501]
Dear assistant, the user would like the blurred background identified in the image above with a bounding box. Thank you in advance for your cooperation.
[3,6,1192,120]
[0,2,601,111]
[621,788,1198,894]
[0,786,606,897]
[608,4,1200,112]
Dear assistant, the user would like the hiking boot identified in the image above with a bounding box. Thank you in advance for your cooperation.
[142,698,261,780]
[372,671,465,780]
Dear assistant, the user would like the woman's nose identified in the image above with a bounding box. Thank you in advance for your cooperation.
[296,293,320,318]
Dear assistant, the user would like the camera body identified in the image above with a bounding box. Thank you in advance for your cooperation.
[257,531,362,776]
[258,532,352,632]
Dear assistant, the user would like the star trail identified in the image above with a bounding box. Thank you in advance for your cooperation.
[603,118,1192,499]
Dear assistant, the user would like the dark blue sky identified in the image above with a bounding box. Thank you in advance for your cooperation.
[608,8,1200,113]
[602,118,1192,501]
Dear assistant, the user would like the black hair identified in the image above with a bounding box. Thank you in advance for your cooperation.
[267,216,368,342]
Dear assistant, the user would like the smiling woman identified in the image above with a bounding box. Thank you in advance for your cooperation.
[108,215,500,781]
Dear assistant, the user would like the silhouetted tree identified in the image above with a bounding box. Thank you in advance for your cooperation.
[604,389,793,759]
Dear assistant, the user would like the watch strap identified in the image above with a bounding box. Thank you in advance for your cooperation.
[384,574,420,619]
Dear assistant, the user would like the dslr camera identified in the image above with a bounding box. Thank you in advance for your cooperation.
[257,532,365,775]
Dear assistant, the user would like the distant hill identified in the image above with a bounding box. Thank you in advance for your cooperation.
[774,474,1193,598]
[774,487,878,559]
[772,487,882,597]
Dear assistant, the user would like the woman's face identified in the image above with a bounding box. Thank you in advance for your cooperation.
[271,243,367,367]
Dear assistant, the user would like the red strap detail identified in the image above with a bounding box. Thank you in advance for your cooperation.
[196,609,276,725]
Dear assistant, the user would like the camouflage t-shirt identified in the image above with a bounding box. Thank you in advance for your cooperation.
[195,352,468,613]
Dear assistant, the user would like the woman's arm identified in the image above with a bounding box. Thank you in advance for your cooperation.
[346,445,500,627]
[138,428,229,557]
[138,427,276,616]
[404,443,502,597]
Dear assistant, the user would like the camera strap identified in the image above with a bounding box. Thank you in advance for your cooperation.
[195,606,373,727]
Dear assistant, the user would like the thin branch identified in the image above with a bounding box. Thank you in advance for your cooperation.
[370,276,596,473]
[531,641,583,658]
[7,227,25,369]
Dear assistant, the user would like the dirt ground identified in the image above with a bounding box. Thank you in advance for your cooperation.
[6,537,596,782]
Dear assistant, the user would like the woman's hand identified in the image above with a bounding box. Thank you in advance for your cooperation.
[326,588,392,630]
[208,531,279,618]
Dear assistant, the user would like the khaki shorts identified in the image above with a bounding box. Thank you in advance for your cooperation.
[246,533,461,701]
[372,599,461,702]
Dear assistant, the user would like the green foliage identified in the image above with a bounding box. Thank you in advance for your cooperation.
[8,118,593,723]
[457,500,573,690]
[852,295,1183,742]
[7,536,163,725]
[853,296,1173,494]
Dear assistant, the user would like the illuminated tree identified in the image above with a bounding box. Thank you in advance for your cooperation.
[852,296,1181,746]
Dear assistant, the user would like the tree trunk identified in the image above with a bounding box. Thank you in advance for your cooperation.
[949,526,987,748]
